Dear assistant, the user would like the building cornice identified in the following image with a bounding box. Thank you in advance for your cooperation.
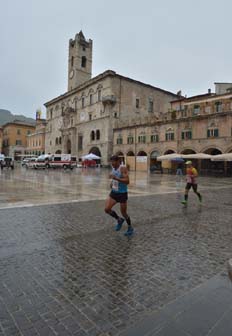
[44,70,179,107]
[113,111,232,131]
[171,92,232,104]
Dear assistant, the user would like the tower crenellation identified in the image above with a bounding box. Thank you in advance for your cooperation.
[68,31,92,91]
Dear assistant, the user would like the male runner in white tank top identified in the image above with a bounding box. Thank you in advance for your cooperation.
[104,155,134,236]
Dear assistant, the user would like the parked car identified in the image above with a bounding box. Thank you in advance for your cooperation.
[25,157,38,169]
[0,157,14,170]
[22,157,37,167]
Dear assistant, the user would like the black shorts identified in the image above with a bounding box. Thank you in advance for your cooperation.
[185,183,198,192]
[110,191,128,203]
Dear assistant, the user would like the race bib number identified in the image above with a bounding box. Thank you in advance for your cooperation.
[112,179,119,191]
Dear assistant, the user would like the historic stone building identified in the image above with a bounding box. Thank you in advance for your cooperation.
[44,31,179,165]
[2,121,35,158]
[113,83,232,172]
[26,117,47,156]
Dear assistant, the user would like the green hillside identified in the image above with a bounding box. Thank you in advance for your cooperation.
[0,109,36,126]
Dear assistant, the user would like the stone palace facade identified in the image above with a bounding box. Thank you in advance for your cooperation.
[44,31,232,171]
[44,31,179,165]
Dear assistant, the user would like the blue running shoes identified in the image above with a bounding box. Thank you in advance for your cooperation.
[124,226,134,236]
[115,217,124,231]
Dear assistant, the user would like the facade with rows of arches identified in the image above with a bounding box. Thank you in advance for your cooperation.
[113,84,232,175]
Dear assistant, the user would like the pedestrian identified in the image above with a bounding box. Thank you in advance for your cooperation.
[181,161,202,205]
[105,155,134,236]
[176,163,183,176]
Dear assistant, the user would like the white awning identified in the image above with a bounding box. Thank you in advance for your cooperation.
[157,153,182,161]
[182,153,212,159]
[211,153,232,161]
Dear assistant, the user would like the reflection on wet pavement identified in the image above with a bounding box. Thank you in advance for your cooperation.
[1,166,231,208]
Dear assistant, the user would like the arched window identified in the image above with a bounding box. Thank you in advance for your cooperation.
[91,130,95,141]
[207,127,219,138]
[181,129,192,140]
[90,94,93,105]
[55,138,58,145]
[59,137,62,145]
[127,135,134,144]
[71,56,74,67]
[165,128,175,141]
[81,56,87,68]
[151,134,159,143]
[74,98,78,111]
[98,90,101,102]
[116,135,123,145]
[97,84,103,102]
[96,130,100,140]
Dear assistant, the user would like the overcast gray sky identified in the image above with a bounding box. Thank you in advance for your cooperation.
[0,0,231,118]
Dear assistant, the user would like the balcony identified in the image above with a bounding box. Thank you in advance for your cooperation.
[102,95,117,105]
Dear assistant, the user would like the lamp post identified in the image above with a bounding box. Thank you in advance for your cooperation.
[134,125,137,172]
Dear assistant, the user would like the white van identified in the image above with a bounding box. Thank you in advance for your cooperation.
[47,154,77,170]
[27,154,52,169]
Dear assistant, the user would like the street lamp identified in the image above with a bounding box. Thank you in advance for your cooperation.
[134,125,137,172]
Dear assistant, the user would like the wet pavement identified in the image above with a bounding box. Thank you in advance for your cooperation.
[0,165,231,208]
[0,167,232,335]
[120,274,232,336]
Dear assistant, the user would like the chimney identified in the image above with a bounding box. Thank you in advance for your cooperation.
[208,88,211,94]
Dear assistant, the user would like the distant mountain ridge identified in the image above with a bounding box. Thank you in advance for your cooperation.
[0,109,36,126]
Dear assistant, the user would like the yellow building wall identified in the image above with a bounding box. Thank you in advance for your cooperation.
[3,124,35,147]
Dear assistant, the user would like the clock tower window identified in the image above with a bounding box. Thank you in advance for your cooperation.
[81,56,87,68]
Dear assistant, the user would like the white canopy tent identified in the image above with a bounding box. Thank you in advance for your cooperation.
[82,153,101,160]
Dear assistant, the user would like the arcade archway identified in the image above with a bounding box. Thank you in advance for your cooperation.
[67,139,71,154]
[201,148,223,175]
[89,147,101,157]
[126,151,135,170]
[181,149,196,154]
[150,150,161,170]
[136,151,148,171]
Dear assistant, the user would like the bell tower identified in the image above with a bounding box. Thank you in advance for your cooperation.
[68,31,93,91]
